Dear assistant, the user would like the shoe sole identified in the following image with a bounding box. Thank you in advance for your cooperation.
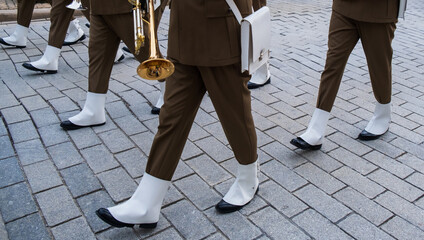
[215,187,259,214]
[63,34,87,46]
[247,78,271,89]
[95,210,158,229]
[22,63,57,74]
[60,122,106,131]
[290,138,322,150]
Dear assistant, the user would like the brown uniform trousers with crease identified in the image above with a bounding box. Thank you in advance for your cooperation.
[88,0,168,93]
[145,0,258,181]
[17,0,90,49]
[316,0,399,112]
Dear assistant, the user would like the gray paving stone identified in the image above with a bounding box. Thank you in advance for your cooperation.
[186,154,232,186]
[80,144,119,174]
[332,166,385,199]
[298,150,343,172]
[49,96,79,113]
[261,141,307,169]
[0,182,37,223]
[145,228,183,240]
[20,95,49,111]
[61,163,102,197]
[261,160,308,192]
[381,216,424,240]
[30,107,60,128]
[8,120,39,143]
[38,125,69,147]
[205,208,261,240]
[131,131,155,156]
[338,214,394,240]
[15,139,48,165]
[23,160,62,193]
[1,106,30,124]
[114,115,148,136]
[105,100,132,119]
[334,188,393,226]
[294,184,351,223]
[174,174,221,210]
[67,127,102,149]
[163,184,184,206]
[397,153,424,174]
[96,228,138,240]
[328,148,377,175]
[193,108,217,127]
[5,213,50,240]
[363,150,414,178]
[258,180,308,218]
[115,148,146,178]
[162,200,216,240]
[250,207,310,240]
[91,115,118,134]
[51,217,96,240]
[36,86,64,100]
[48,142,83,169]
[98,167,138,202]
[375,191,424,231]
[181,140,203,160]
[36,186,81,226]
[0,94,19,109]
[0,136,14,160]
[0,119,7,136]
[98,129,135,153]
[406,172,424,191]
[195,136,233,163]
[188,123,211,142]
[77,191,115,233]
[294,162,345,194]
[293,209,353,240]
[368,169,423,202]
[0,157,24,188]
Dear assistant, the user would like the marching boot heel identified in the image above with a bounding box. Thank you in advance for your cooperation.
[139,222,158,229]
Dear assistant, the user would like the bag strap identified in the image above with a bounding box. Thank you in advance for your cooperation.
[225,0,243,24]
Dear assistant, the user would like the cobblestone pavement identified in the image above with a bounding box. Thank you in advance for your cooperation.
[1,0,424,239]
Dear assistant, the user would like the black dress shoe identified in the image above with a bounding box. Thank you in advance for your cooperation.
[0,38,26,48]
[96,208,157,229]
[85,23,90,28]
[60,120,105,130]
[22,63,57,74]
[151,107,160,115]
[122,46,131,53]
[215,187,259,214]
[290,137,322,150]
[357,130,384,141]
[247,77,271,89]
[63,34,86,46]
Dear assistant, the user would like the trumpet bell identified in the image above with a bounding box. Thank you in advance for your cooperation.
[137,58,175,80]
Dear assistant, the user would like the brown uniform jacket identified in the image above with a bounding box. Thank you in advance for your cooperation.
[167,0,253,67]
[90,0,132,15]
[332,0,399,23]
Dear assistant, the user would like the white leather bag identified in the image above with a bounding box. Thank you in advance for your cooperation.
[226,0,271,74]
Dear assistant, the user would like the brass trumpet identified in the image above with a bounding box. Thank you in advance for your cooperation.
[131,0,174,80]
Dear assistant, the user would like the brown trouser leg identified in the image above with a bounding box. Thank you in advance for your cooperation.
[316,11,395,112]
[146,63,257,181]
[358,21,395,105]
[48,0,74,48]
[17,0,36,27]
